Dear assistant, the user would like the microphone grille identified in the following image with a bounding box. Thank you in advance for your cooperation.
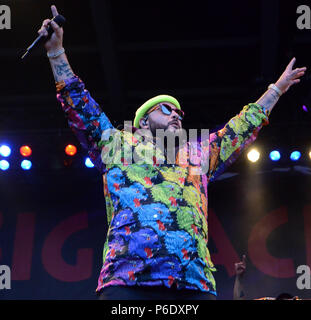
[53,15,66,27]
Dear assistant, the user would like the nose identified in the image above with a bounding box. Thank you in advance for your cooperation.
[170,109,180,120]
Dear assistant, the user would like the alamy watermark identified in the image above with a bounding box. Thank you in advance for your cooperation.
[0,5,11,30]
[297,5,311,29]
[296,265,311,290]
[100,121,210,175]
[0,265,11,290]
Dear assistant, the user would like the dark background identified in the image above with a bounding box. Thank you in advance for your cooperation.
[2,0,311,162]
[1,0,311,300]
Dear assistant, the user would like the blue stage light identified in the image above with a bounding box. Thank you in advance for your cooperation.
[0,145,11,157]
[290,151,301,161]
[0,160,10,171]
[85,157,94,168]
[21,159,32,170]
[269,150,281,161]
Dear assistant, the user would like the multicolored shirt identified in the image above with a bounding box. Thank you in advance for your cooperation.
[56,76,269,296]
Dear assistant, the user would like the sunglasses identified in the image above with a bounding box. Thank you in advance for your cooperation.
[146,103,185,121]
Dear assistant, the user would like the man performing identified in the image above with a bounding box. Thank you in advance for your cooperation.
[39,5,306,300]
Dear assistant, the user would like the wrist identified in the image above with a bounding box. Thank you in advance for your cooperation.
[274,80,286,94]
[47,47,65,59]
[269,83,283,96]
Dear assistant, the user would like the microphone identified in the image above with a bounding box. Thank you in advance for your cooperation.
[21,14,66,60]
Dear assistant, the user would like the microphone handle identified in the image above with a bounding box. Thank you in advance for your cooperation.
[26,34,44,52]
[21,15,65,60]
[26,21,55,51]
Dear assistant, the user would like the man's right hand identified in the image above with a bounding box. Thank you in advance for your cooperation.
[38,5,64,53]
[40,5,74,83]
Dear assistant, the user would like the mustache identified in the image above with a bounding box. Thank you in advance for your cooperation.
[168,120,181,127]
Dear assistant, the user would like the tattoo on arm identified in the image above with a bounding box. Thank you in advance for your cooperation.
[255,89,280,114]
[50,56,74,82]
[54,61,73,79]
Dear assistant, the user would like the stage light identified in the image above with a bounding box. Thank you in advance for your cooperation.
[269,150,281,161]
[85,157,94,168]
[21,160,32,170]
[290,151,301,161]
[0,160,10,171]
[65,144,77,156]
[309,151,311,160]
[20,145,32,157]
[247,149,260,163]
[0,145,11,157]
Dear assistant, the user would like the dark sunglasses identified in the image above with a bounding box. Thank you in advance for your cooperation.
[147,103,185,121]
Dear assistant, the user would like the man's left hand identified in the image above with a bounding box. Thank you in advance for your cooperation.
[275,58,307,94]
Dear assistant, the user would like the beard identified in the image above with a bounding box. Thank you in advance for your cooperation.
[150,121,181,136]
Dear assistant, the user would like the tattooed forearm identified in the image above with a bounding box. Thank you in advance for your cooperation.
[53,60,74,80]
[49,53,74,82]
[255,88,280,114]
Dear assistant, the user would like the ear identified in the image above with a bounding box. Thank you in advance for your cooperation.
[139,117,149,129]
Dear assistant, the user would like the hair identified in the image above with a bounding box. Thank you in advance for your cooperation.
[276,293,293,300]
[139,114,149,128]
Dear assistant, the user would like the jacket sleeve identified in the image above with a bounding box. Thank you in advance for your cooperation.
[208,103,269,181]
[56,76,118,173]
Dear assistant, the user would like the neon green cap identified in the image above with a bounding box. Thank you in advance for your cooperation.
[133,94,181,128]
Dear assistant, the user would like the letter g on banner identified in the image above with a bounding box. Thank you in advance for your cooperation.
[42,212,93,282]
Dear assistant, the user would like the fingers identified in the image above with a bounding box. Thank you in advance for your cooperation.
[285,66,307,87]
[296,72,305,78]
[51,5,59,17]
[42,19,50,28]
[291,69,306,81]
[293,67,307,75]
[278,59,307,92]
[235,261,245,269]
[37,18,63,39]
[297,67,307,71]
[287,57,307,77]
[38,19,51,36]
[50,20,60,32]
[287,57,296,70]
[235,255,246,266]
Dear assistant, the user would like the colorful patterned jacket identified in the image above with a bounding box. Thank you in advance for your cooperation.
[56,76,269,296]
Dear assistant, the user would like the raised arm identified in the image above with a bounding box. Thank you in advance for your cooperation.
[255,57,306,114]
[38,5,74,82]
[38,5,117,173]
[208,58,307,181]
[233,255,247,300]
